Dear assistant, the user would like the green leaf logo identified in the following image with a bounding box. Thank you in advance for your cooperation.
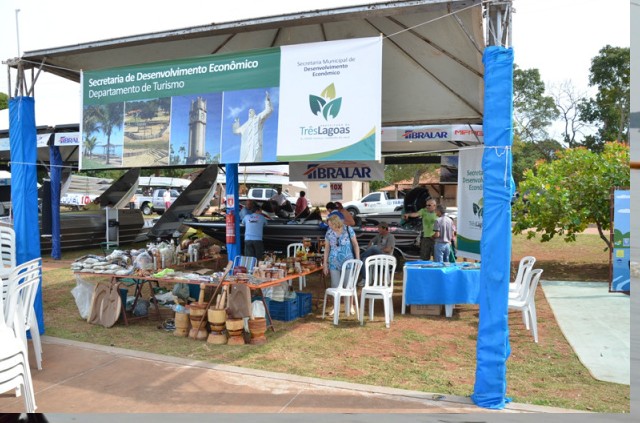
[309,83,342,120]
[473,197,484,217]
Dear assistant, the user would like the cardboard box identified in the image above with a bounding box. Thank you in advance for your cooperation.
[410,304,443,316]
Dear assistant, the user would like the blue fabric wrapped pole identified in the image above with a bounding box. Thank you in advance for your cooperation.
[225,163,241,262]
[471,46,514,409]
[9,96,45,335]
[50,145,62,260]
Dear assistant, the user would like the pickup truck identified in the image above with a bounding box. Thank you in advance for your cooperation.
[147,188,180,215]
[240,187,300,205]
[342,191,405,216]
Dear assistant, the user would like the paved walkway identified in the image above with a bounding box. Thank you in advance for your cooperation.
[541,280,630,385]
[0,337,582,414]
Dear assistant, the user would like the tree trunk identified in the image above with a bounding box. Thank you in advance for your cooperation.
[596,222,612,251]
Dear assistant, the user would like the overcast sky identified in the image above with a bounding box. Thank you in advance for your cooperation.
[0,0,630,136]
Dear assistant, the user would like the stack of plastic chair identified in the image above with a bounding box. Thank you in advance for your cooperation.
[508,268,543,343]
[322,259,362,326]
[286,242,306,290]
[359,255,397,328]
[232,255,257,273]
[1,261,38,412]
[509,256,536,300]
[2,258,43,370]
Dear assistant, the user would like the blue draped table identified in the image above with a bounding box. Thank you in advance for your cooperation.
[401,261,481,317]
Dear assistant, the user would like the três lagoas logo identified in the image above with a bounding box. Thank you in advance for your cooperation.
[309,83,342,120]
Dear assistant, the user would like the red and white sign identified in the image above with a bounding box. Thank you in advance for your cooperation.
[330,182,342,202]
[225,195,235,209]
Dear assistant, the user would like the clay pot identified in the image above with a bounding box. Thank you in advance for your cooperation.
[188,327,209,341]
[227,328,243,337]
[248,317,267,337]
[207,332,228,345]
[173,327,189,337]
[175,312,190,329]
[225,318,244,332]
[190,317,208,330]
[209,323,226,332]
[226,335,246,345]
[208,308,227,325]
[248,317,267,345]
[189,303,207,319]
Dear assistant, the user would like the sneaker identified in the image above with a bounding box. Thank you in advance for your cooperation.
[350,305,356,315]
[328,308,335,317]
[357,280,364,287]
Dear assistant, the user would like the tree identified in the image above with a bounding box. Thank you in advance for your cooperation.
[511,138,563,185]
[549,80,590,148]
[513,65,559,142]
[0,92,8,110]
[512,142,629,250]
[84,103,124,165]
[579,45,630,152]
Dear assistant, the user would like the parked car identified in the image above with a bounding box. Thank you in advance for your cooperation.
[341,191,405,216]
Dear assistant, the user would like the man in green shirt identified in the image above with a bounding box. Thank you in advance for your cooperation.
[403,199,437,260]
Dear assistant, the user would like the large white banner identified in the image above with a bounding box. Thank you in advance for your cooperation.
[288,160,384,181]
[456,147,484,260]
[276,37,382,162]
[80,37,382,170]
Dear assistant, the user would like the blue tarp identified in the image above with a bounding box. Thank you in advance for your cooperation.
[471,46,514,409]
[225,163,242,263]
[9,96,45,335]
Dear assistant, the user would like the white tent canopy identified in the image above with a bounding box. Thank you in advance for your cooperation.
[8,0,485,129]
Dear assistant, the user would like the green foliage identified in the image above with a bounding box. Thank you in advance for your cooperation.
[512,138,564,185]
[578,45,630,151]
[513,65,559,142]
[0,92,8,110]
[368,163,439,192]
[512,142,629,250]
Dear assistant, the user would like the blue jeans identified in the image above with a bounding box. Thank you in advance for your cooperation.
[244,240,264,261]
[434,242,451,262]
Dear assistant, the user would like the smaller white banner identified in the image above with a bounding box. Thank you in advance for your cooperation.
[1,133,53,151]
[54,132,80,147]
[289,160,384,181]
[330,182,343,201]
[37,133,51,148]
[456,147,484,260]
[382,125,483,143]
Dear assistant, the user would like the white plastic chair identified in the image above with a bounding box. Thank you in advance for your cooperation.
[1,265,37,412]
[509,256,536,300]
[286,243,306,291]
[508,268,543,343]
[232,255,257,272]
[359,255,396,328]
[3,258,43,370]
[322,259,362,326]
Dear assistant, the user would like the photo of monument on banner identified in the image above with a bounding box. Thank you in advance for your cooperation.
[169,93,222,165]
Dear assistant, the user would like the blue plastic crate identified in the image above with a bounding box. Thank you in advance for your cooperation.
[268,297,299,322]
[297,292,312,317]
